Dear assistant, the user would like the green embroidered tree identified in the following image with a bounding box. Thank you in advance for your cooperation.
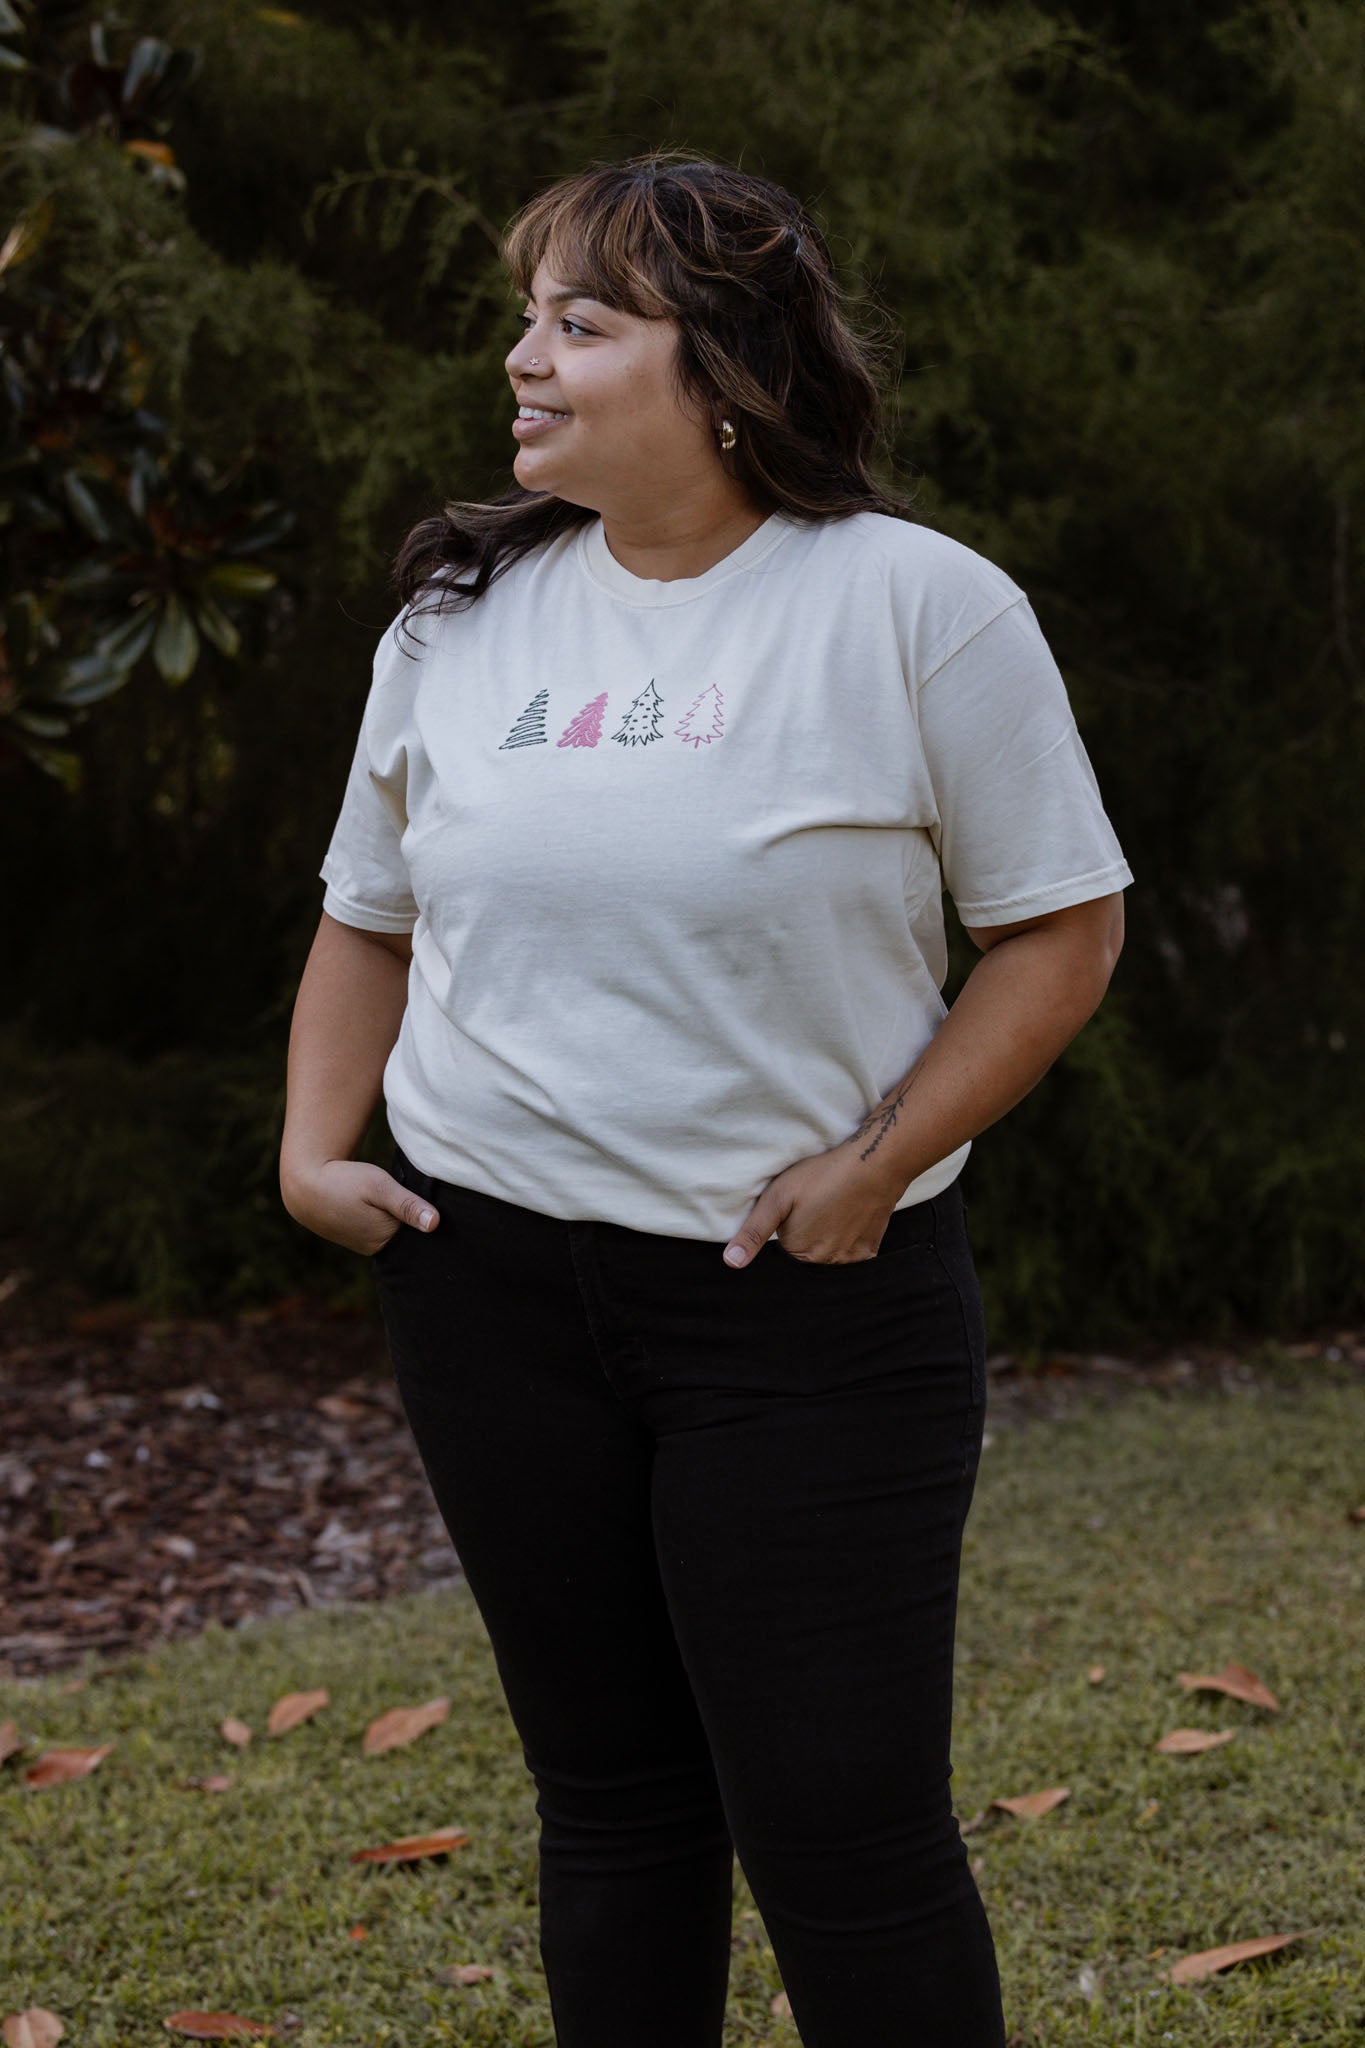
[499,688,549,749]
[612,678,664,746]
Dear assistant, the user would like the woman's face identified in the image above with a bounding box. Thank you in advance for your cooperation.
[503,253,720,515]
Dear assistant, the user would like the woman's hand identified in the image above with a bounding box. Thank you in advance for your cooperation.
[282,1158,440,1256]
[722,1144,900,1269]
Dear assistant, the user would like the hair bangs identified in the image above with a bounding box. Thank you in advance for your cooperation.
[501,172,679,322]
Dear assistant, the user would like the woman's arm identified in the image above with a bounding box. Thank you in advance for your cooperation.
[721,892,1125,1266]
[279,912,434,1247]
[853,892,1126,1195]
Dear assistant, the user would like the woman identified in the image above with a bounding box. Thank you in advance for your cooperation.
[281,150,1133,2048]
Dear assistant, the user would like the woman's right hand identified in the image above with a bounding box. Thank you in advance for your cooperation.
[282,1158,439,1256]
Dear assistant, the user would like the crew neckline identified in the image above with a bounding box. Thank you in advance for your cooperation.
[577,508,798,607]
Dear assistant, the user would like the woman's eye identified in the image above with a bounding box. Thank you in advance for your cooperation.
[516,315,592,336]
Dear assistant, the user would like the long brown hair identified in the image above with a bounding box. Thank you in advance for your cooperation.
[391,149,918,634]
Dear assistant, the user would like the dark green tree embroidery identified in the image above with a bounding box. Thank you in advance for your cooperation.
[499,688,550,749]
[612,678,665,746]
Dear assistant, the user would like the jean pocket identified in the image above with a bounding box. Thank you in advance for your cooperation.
[775,1195,939,1264]
[373,1144,414,1264]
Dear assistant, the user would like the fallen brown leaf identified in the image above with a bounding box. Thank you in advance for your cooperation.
[1154,1728,1237,1755]
[0,1721,22,1764]
[162,2013,277,2039]
[349,1827,470,1865]
[1176,1661,1279,1710]
[991,1787,1070,1820]
[439,1964,495,1985]
[1167,1931,1309,1984]
[347,1926,366,1942]
[220,1717,252,1747]
[66,1300,143,1334]
[770,1992,793,2019]
[1086,1664,1106,1684]
[182,1774,233,1793]
[314,1395,371,1421]
[2,2010,65,2048]
[23,1744,115,1788]
[266,1689,329,1737]
[362,1698,450,1756]
[124,140,176,167]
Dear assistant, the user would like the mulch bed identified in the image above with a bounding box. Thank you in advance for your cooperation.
[0,1295,462,1684]
[3,1280,1361,1684]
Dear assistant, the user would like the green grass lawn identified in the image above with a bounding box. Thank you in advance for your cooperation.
[3,1367,1361,2047]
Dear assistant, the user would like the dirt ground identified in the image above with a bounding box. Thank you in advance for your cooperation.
[2,1271,1361,1683]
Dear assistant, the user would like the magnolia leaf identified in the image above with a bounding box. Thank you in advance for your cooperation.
[60,473,112,542]
[23,1744,115,1788]
[121,36,169,113]
[162,2012,277,2038]
[1168,1930,1310,1984]
[1155,1727,1237,1755]
[349,1826,469,1864]
[1175,1662,1280,1711]
[362,1697,450,1756]
[52,653,135,706]
[192,592,241,657]
[2,2007,66,2046]
[991,1786,1070,1819]
[11,710,72,737]
[202,562,277,596]
[152,596,199,684]
[93,605,159,667]
[266,1688,328,1736]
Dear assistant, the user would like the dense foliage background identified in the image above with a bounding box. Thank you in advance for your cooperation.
[1,0,1360,1349]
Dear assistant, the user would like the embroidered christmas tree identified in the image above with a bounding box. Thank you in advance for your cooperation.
[499,688,550,749]
[612,678,665,747]
[674,681,725,748]
[557,691,608,749]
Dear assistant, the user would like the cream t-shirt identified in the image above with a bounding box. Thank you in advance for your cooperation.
[319,507,1134,1240]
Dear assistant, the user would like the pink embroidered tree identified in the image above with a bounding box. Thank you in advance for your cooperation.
[613,678,665,747]
[674,682,725,748]
[558,691,608,748]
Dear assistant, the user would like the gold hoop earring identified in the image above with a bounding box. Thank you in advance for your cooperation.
[719,418,737,452]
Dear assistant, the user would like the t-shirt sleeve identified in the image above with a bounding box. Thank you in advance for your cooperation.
[916,593,1134,925]
[318,613,421,934]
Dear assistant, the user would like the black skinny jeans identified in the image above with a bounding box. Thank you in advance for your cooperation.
[373,1139,1007,2048]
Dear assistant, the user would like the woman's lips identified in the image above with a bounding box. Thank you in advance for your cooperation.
[512,412,571,440]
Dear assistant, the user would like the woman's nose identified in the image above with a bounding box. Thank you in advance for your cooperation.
[506,331,541,374]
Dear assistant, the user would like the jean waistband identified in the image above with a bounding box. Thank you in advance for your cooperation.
[386,1140,963,1255]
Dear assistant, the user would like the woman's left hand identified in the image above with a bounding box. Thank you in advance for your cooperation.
[722,1143,901,1268]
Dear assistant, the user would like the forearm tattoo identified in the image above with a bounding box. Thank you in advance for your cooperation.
[850,1068,921,1167]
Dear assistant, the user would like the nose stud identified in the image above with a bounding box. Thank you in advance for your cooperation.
[529,357,539,365]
